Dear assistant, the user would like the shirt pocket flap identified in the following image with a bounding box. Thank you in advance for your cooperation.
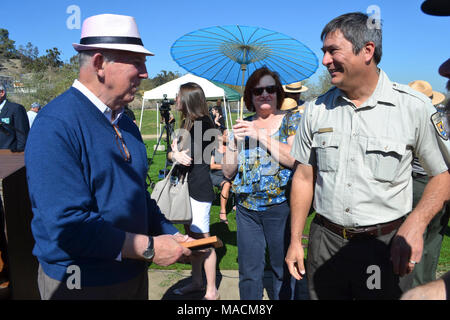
[312,133,340,149]
[367,140,406,156]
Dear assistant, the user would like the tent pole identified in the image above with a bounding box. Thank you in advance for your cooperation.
[156,103,160,138]
[139,98,145,131]
[223,94,230,131]
[240,64,247,121]
[239,48,247,120]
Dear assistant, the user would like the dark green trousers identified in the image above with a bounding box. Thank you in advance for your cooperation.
[411,174,449,287]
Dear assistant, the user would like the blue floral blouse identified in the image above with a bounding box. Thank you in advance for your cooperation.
[231,111,302,211]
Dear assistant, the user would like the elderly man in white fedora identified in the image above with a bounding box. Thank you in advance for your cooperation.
[407,79,449,291]
[25,13,192,300]
[283,81,308,109]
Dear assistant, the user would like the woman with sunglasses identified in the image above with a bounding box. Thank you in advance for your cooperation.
[223,67,302,300]
[168,82,220,300]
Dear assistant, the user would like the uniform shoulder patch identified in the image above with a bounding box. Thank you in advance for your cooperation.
[431,112,449,141]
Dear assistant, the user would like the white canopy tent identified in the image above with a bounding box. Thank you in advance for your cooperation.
[140,73,234,137]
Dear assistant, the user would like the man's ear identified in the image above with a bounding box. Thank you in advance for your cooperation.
[363,42,376,65]
[92,53,106,78]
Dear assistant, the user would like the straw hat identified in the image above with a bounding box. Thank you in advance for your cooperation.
[73,14,154,56]
[281,98,298,111]
[283,81,308,93]
[408,80,445,106]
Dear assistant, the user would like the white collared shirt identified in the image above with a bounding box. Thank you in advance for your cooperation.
[72,80,123,124]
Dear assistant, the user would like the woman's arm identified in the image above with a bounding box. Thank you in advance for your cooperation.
[210,155,222,170]
[259,134,296,168]
[222,136,239,180]
[232,119,296,169]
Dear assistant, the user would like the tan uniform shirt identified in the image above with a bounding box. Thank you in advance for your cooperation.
[291,70,449,227]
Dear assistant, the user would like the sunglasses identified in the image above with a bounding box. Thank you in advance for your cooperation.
[113,125,131,162]
[252,85,277,96]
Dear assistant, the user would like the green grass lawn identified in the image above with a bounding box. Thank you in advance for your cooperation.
[143,138,450,273]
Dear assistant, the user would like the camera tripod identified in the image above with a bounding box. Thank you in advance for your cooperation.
[147,107,175,189]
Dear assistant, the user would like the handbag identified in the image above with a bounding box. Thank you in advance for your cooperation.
[150,163,192,224]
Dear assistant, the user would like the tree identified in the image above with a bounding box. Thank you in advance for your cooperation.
[18,42,39,71]
[138,70,182,95]
[0,29,19,59]
[151,70,182,87]
[302,69,333,101]
[12,53,79,107]
[40,48,63,69]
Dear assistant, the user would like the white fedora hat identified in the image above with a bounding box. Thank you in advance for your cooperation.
[73,14,154,56]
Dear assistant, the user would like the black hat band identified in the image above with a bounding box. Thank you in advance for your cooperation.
[80,36,143,46]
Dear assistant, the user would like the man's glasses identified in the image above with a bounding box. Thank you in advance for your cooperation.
[113,125,131,162]
[252,85,277,96]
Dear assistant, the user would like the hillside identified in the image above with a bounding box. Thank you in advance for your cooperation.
[0,58,24,79]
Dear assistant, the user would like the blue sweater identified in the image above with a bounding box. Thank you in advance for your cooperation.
[25,87,178,286]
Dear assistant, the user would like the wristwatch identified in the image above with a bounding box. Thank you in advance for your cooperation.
[142,236,155,261]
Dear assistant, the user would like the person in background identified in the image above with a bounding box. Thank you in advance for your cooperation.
[283,81,308,109]
[407,80,448,289]
[0,84,30,293]
[169,82,220,300]
[285,12,450,300]
[280,98,299,113]
[223,67,301,300]
[0,84,29,152]
[25,13,191,300]
[210,129,232,224]
[27,102,42,128]
[212,105,225,133]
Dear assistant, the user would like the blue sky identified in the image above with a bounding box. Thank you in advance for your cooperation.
[1,0,449,93]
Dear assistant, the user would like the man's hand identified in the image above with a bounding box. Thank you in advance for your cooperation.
[122,233,191,266]
[392,171,450,276]
[285,239,306,280]
[153,234,191,267]
[390,219,424,276]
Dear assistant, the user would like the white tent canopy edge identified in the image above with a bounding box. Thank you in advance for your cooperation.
[140,73,233,135]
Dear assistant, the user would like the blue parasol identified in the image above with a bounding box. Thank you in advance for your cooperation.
[171,25,318,87]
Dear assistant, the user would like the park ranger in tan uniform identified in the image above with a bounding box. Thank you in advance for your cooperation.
[285,12,450,300]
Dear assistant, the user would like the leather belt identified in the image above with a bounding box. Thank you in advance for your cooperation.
[314,214,405,240]
[412,172,428,179]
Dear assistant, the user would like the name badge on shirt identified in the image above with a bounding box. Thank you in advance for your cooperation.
[1,118,10,125]
[318,127,333,134]
[431,112,448,141]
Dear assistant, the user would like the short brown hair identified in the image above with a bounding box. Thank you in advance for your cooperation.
[243,67,285,112]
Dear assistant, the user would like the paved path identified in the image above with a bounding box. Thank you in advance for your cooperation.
[147,269,309,300]
[142,134,159,140]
